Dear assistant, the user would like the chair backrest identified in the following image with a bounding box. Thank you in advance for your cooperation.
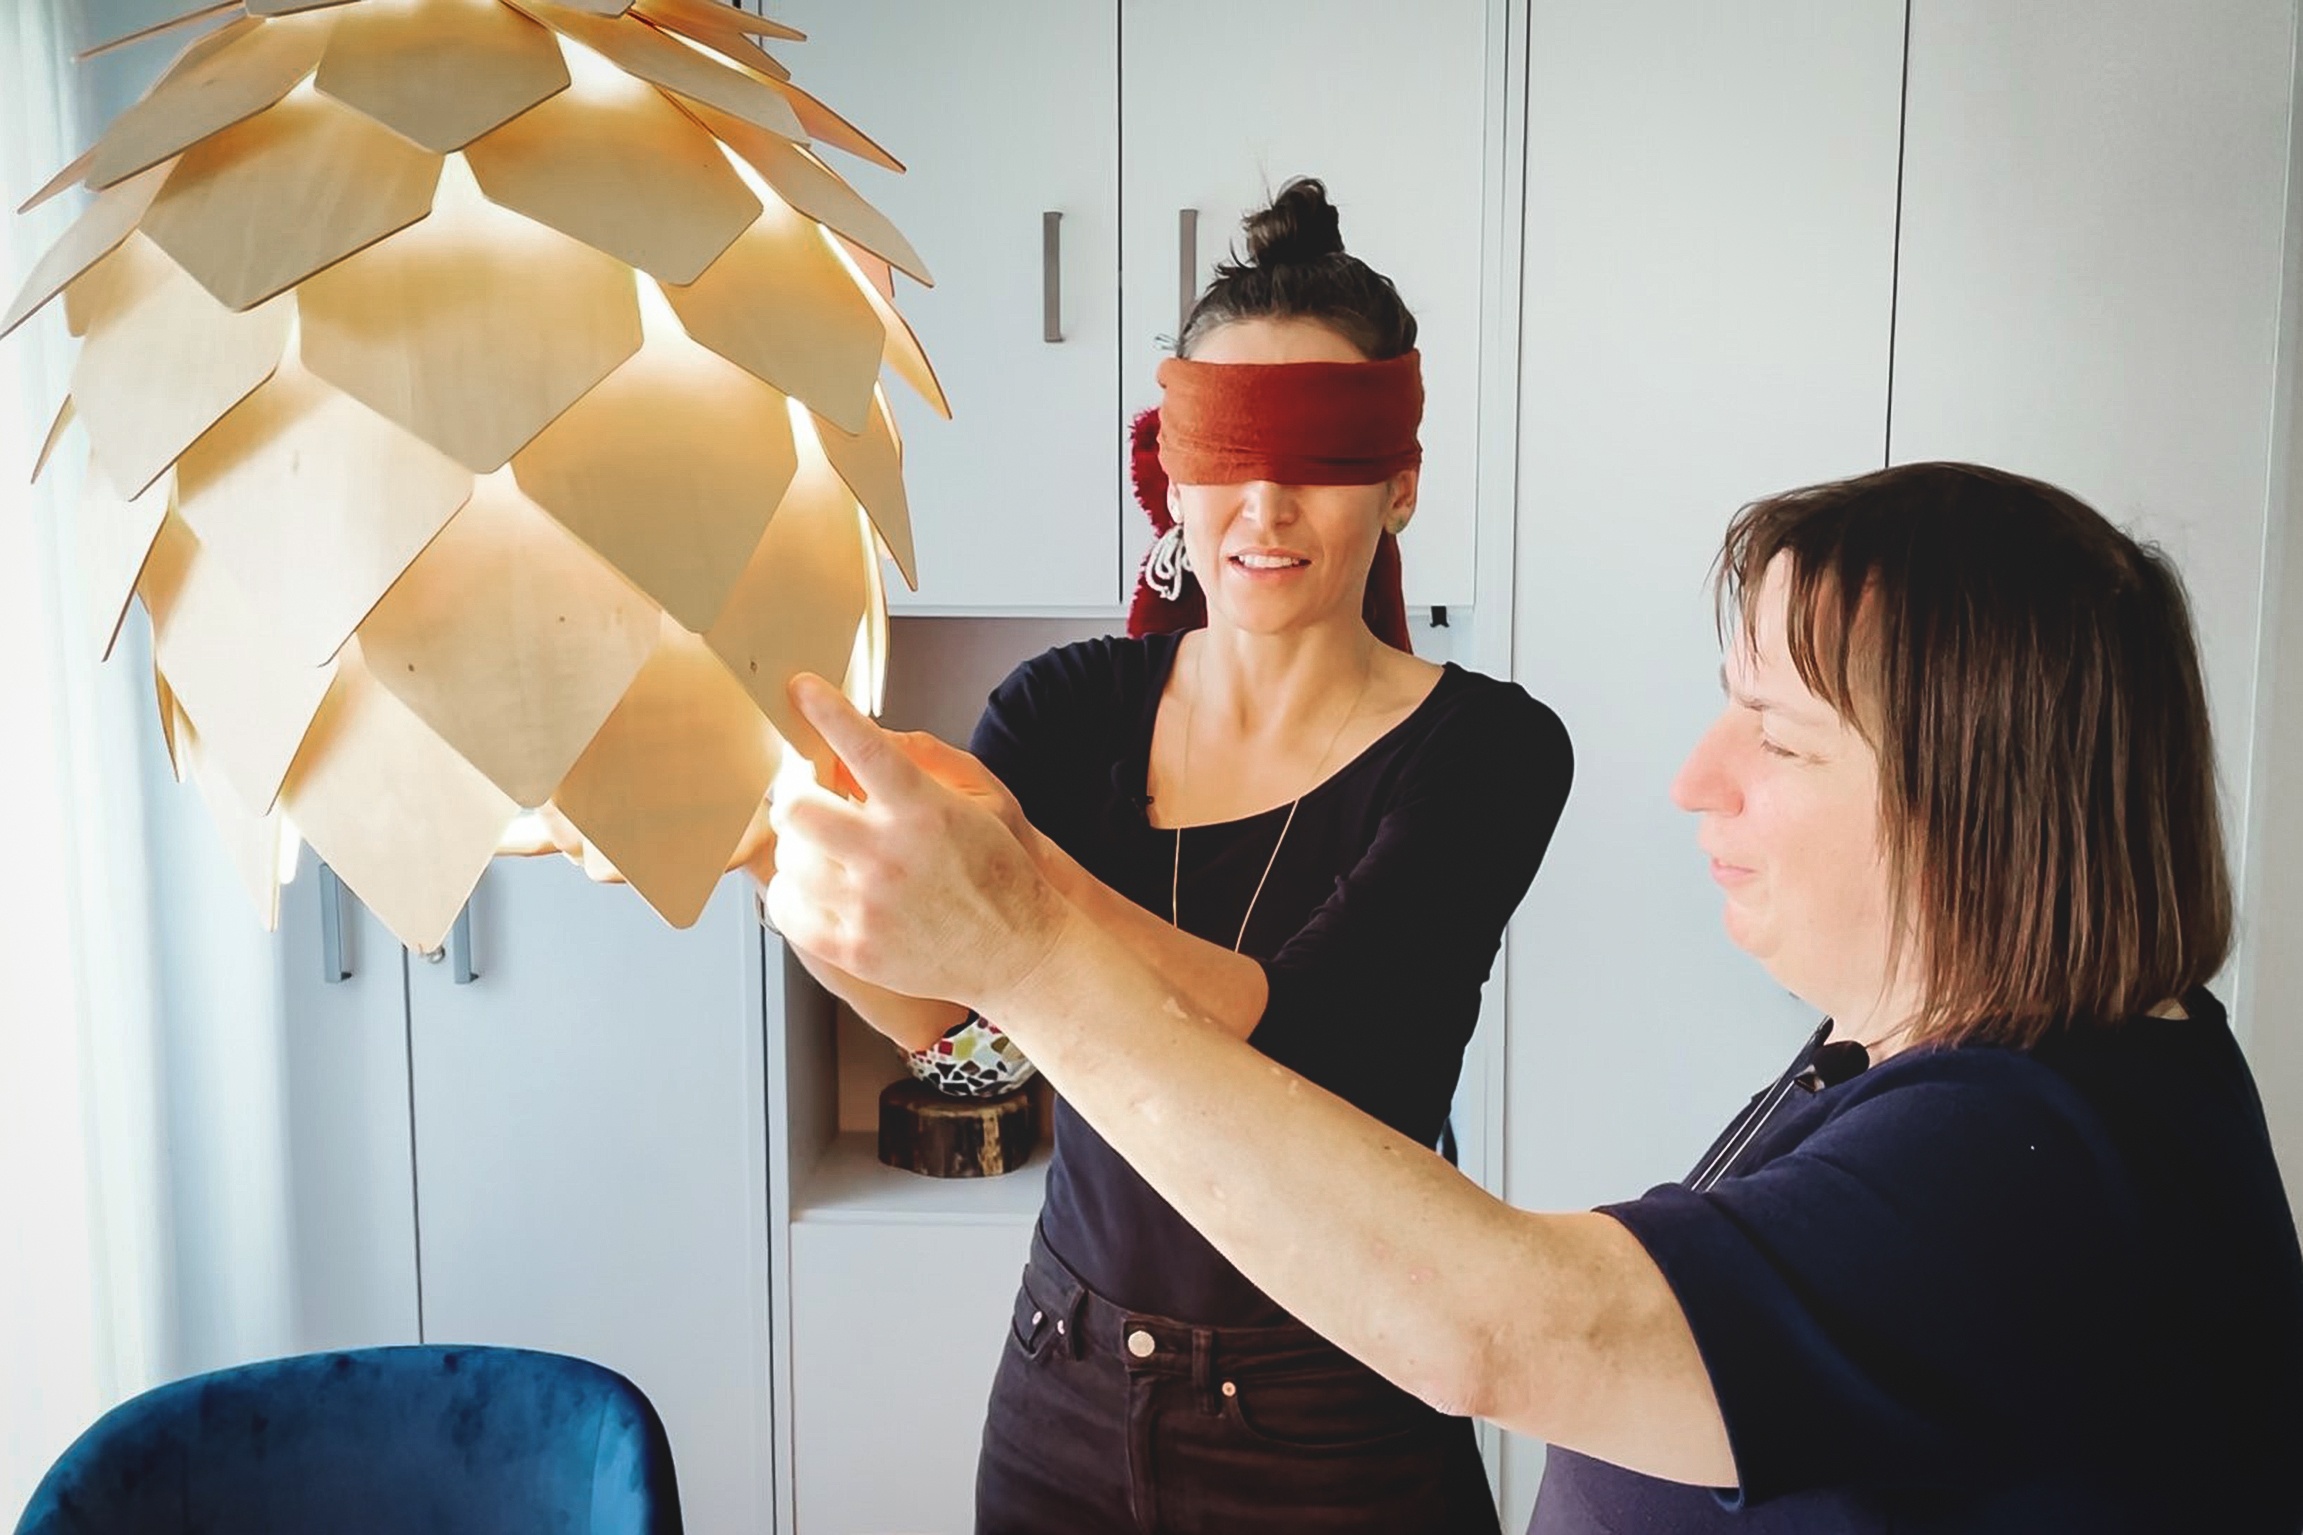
[14,1345,682,1535]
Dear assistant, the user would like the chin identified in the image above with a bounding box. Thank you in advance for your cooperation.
[1207,596,1330,636]
[1720,903,1768,961]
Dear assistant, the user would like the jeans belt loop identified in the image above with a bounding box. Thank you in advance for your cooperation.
[1062,1287,1087,1360]
[1191,1326,1217,1412]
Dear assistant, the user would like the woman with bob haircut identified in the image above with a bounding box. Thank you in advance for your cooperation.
[763,460,2303,1532]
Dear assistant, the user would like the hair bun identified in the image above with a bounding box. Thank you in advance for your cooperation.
[1243,177,1346,267]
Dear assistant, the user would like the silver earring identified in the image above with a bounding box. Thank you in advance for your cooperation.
[1146,524,1189,600]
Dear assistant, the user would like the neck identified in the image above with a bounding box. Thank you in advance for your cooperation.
[1828,974,1927,1061]
[1183,618,1380,742]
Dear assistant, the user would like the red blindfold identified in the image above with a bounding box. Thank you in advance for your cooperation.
[1154,351,1424,486]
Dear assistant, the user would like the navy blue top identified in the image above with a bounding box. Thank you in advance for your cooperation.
[972,631,1572,1324]
[1531,988,2303,1534]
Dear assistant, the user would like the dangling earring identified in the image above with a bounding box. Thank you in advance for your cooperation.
[1146,523,1190,600]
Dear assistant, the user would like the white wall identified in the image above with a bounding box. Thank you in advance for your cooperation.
[72,0,313,1385]
[2,2,109,1510]
[2244,6,2303,1231]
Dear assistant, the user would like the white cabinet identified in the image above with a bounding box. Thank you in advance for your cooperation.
[1888,0,2294,971]
[405,860,774,1535]
[1118,0,1491,607]
[767,0,1123,613]
[276,857,776,1535]
[276,855,422,1352]
[788,1221,1034,1533]
[1506,0,1904,1196]
[1498,0,2303,1521]
[138,6,2303,1533]
[770,0,1494,615]
[1502,0,1907,1519]
[763,920,1048,1535]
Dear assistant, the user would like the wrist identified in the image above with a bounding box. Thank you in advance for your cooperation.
[974,882,1089,1028]
[1031,828,1086,902]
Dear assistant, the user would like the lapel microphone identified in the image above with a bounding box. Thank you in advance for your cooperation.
[1805,1038,1873,1089]
[1688,1024,1873,1193]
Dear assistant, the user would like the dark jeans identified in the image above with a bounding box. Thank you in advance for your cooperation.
[975,1228,1502,1534]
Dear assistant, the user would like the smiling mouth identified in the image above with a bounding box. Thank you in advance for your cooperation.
[1230,552,1309,571]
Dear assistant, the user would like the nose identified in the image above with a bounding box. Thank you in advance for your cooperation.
[1237,480,1298,527]
[1671,707,1743,817]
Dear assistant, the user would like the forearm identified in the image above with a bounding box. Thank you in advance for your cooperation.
[1035,835,1270,1040]
[789,943,966,1054]
[980,910,1731,1484]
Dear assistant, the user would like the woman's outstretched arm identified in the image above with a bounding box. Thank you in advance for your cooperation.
[765,676,1733,1485]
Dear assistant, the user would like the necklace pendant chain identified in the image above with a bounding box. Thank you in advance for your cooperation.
[1169,636,1378,953]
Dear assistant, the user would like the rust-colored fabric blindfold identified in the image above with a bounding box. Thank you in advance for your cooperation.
[1153,351,1424,486]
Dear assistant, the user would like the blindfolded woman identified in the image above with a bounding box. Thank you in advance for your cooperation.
[780,177,1572,1532]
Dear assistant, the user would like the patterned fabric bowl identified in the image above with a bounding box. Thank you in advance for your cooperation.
[905,1014,1038,1098]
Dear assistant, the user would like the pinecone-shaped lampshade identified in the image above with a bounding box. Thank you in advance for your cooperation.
[6,0,949,948]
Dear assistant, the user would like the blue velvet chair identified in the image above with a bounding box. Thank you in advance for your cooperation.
[12,1345,683,1535]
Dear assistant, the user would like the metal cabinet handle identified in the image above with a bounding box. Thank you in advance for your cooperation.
[1042,211,1063,343]
[1177,208,1199,340]
[319,862,351,984]
[448,904,477,985]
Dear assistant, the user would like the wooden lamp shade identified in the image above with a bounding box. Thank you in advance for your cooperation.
[6,0,947,950]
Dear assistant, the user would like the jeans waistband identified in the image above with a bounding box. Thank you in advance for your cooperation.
[1022,1226,1372,1382]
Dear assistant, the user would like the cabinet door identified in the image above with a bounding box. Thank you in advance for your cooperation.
[407,860,772,1535]
[1889,0,2293,937]
[788,1220,1034,1534]
[276,854,423,1351]
[1119,0,1491,608]
[1505,1,1905,1519]
[768,0,1123,613]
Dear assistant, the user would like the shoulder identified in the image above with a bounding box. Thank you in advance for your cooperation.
[1809,1045,2128,1204]
[1627,1045,2138,1266]
[1401,666,1574,794]
[1835,1044,2102,1131]
[971,632,1170,771]
[984,633,1167,727]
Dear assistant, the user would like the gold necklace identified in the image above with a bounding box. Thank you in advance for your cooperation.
[1168,636,1378,952]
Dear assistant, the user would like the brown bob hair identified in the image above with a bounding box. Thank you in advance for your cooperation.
[1717,461,2233,1051]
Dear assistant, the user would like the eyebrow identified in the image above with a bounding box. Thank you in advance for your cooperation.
[1718,664,1830,726]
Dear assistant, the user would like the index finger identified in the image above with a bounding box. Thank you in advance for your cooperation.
[787,673,927,802]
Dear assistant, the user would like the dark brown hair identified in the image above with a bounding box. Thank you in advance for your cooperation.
[1717,461,2233,1050]
[1177,177,1417,362]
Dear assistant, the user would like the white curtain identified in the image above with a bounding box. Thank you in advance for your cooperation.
[0,0,172,1514]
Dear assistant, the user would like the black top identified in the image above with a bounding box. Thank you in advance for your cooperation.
[1531,988,2303,1534]
[972,632,1572,1323]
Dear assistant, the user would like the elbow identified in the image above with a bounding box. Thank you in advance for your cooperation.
[887,1010,958,1056]
[1407,1228,1587,1432]
[1418,1313,1596,1441]
[1422,1320,1519,1427]
[1390,1303,1527,1427]
[888,1025,939,1056]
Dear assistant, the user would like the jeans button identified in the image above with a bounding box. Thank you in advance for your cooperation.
[1127,1329,1156,1359]
[1031,1311,1043,1328]
[1221,1380,1236,1398]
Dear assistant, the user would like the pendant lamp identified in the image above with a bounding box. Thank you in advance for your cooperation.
[4,0,946,947]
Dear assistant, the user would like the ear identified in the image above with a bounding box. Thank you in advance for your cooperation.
[1384,468,1420,535]
[1166,483,1183,522]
